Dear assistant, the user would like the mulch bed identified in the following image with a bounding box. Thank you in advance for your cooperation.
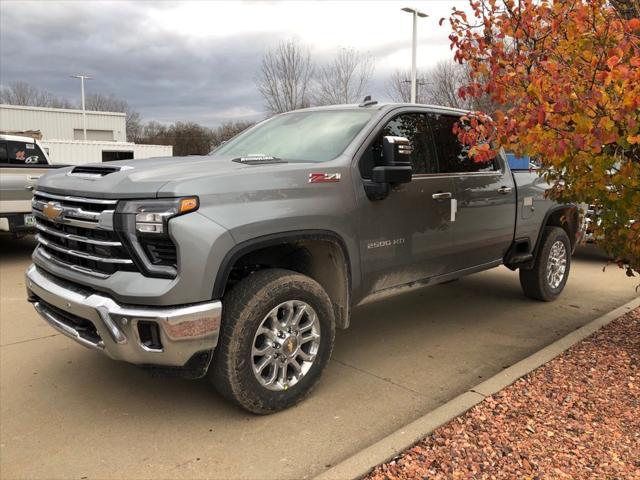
[368,307,640,480]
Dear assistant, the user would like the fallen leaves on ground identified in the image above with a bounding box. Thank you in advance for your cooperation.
[368,307,640,479]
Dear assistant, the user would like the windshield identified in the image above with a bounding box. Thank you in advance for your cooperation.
[211,110,375,162]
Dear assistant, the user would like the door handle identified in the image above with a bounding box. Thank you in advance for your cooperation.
[432,192,452,200]
[497,186,513,194]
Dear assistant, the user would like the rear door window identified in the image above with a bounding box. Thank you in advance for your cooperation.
[428,114,498,173]
[5,141,48,165]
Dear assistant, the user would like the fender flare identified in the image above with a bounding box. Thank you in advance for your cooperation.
[533,204,579,258]
[212,229,352,300]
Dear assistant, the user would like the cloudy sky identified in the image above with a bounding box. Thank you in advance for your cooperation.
[0,0,465,127]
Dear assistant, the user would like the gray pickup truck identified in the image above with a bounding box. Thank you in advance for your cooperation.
[25,102,579,413]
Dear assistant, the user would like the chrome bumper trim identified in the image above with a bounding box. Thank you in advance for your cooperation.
[25,264,222,367]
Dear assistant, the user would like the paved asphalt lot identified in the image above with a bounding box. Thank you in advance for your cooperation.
[1,236,637,480]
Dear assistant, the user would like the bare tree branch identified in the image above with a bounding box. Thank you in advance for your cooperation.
[609,0,640,19]
[311,47,374,105]
[84,93,142,141]
[386,60,501,113]
[210,120,255,147]
[385,69,429,103]
[256,40,314,115]
[0,81,73,108]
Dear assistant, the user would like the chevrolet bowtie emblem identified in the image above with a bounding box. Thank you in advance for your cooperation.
[43,201,63,220]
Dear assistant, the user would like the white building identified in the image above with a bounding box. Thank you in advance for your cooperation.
[0,104,172,164]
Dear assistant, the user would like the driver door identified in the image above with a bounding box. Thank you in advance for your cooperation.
[356,111,457,297]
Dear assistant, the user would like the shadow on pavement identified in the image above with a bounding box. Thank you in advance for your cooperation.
[0,235,37,260]
[573,244,611,263]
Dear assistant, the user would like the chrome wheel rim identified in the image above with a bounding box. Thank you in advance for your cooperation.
[251,300,321,391]
[546,240,567,289]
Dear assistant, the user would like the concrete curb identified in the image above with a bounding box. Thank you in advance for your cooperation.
[315,296,640,480]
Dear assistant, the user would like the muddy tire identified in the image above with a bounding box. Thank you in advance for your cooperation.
[210,269,335,414]
[520,226,571,301]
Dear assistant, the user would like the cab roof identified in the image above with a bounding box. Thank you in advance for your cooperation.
[293,102,471,116]
[0,133,44,143]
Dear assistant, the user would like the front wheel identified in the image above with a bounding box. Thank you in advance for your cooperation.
[210,269,335,414]
[519,226,571,301]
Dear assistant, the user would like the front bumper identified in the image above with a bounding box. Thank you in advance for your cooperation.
[25,264,222,368]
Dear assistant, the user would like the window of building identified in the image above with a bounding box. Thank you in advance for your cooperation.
[73,129,115,141]
[102,151,133,162]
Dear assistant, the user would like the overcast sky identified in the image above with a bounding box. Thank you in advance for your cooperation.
[0,0,465,127]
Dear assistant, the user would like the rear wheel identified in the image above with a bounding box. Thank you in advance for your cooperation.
[210,269,335,414]
[519,226,571,301]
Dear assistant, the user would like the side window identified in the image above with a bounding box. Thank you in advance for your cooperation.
[0,143,7,164]
[429,114,498,173]
[359,112,437,178]
[7,141,47,165]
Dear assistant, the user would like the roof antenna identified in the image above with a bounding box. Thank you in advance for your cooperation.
[359,95,378,107]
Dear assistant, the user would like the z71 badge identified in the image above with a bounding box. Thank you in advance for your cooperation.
[309,173,341,183]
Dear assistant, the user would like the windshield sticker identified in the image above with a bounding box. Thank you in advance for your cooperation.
[26,144,35,149]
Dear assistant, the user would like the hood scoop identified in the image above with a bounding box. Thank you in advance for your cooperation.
[68,165,133,178]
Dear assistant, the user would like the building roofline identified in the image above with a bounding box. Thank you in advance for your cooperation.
[39,139,171,147]
[0,103,127,117]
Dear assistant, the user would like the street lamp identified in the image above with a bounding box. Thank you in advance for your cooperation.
[401,7,428,104]
[71,74,92,140]
[402,78,429,103]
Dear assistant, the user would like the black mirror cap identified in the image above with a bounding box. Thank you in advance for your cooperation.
[382,136,413,166]
[372,165,412,184]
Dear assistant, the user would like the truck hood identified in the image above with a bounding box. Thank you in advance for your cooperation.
[36,155,294,199]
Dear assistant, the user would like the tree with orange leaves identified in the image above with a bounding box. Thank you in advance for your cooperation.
[445,0,640,276]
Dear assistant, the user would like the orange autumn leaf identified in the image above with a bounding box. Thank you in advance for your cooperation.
[445,0,640,276]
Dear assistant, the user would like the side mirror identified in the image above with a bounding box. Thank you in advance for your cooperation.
[371,165,412,184]
[382,136,412,167]
[364,136,413,201]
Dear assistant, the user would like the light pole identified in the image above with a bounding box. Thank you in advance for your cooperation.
[402,78,429,103]
[71,74,92,140]
[401,7,428,104]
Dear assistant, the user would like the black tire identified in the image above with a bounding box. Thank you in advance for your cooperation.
[210,268,335,414]
[519,226,571,301]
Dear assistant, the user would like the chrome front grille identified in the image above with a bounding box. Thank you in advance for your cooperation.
[32,190,137,277]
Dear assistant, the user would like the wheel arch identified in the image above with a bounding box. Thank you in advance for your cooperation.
[213,230,352,329]
[534,204,580,257]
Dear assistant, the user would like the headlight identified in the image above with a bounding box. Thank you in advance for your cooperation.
[115,197,199,278]
[120,197,199,234]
